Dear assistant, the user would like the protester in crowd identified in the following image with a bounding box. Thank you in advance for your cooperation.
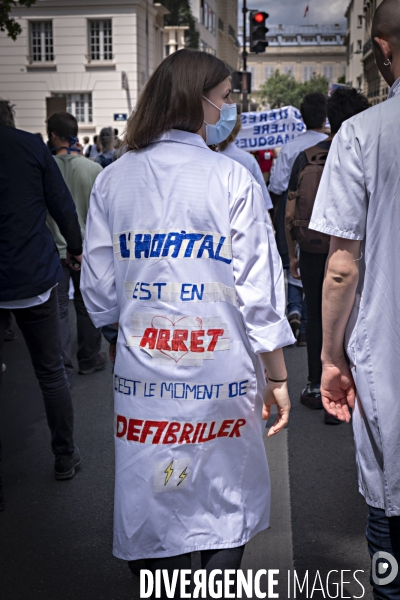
[82,135,90,156]
[81,49,294,596]
[85,135,100,159]
[0,100,83,507]
[255,148,274,183]
[310,1,400,596]
[94,127,118,168]
[46,112,106,375]
[218,114,273,210]
[269,93,328,345]
[286,87,370,422]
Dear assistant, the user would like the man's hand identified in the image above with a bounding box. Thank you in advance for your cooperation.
[320,360,356,423]
[262,381,291,436]
[66,251,82,271]
[290,257,301,279]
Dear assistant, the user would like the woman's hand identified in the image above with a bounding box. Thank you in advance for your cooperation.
[262,381,291,437]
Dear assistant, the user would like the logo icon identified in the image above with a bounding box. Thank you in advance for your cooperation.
[372,552,398,586]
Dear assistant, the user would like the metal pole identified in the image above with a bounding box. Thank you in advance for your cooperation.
[242,0,248,111]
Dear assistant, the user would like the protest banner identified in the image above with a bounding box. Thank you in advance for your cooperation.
[235,105,306,151]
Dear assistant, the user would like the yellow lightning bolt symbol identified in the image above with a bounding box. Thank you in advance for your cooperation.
[177,467,188,486]
[164,461,174,486]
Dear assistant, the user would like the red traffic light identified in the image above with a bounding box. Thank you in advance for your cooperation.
[253,12,265,23]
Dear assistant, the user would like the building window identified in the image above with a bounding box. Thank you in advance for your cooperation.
[357,15,363,28]
[323,65,333,81]
[302,36,316,43]
[30,21,54,62]
[218,18,224,31]
[283,65,294,76]
[89,20,112,61]
[54,93,93,123]
[303,66,314,81]
[321,36,335,42]
[357,39,362,52]
[283,36,296,43]
[201,1,216,35]
[265,66,275,79]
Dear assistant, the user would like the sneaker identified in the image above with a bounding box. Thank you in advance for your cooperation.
[78,351,107,375]
[0,487,4,512]
[324,410,344,425]
[4,328,16,342]
[297,332,307,347]
[288,313,301,337]
[300,383,323,410]
[54,448,82,480]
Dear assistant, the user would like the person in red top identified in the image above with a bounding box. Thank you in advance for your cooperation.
[255,149,274,183]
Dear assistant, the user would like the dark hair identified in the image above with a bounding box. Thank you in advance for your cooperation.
[126,49,230,150]
[300,93,327,130]
[327,87,370,134]
[47,111,78,141]
[0,98,16,127]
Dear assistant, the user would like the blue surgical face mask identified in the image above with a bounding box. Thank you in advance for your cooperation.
[202,96,237,145]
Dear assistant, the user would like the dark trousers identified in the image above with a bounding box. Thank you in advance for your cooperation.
[0,288,75,485]
[136,545,245,599]
[366,506,400,600]
[299,250,328,385]
[58,260,101,372]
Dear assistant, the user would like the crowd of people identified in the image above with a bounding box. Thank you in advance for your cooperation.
[0,1,399,598]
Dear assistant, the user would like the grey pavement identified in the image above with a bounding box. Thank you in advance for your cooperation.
[0,312,371,599]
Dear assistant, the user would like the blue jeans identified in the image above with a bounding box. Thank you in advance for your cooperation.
[287,283,307,334]
[366,505,400,599]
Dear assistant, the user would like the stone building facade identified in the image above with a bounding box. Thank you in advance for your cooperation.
[247,24,346,96]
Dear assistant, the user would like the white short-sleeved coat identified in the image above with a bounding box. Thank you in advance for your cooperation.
[81,129,294,559]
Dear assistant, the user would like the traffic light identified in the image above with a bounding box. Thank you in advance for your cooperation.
[249,11,269,53]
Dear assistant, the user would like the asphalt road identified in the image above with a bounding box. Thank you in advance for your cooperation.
[0,310,371,600]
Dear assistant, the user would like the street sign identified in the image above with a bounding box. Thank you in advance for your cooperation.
[114,113,127,121]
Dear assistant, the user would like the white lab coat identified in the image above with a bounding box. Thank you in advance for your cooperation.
[310,80,400,517]
[219,142,273,210]
[269,130,328,195]
[81,129,294,559]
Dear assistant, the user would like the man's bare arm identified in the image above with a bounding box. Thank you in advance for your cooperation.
[320,237,361,421]
[322,237,361,363]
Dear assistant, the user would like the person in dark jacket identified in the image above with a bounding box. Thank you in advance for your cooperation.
[0,99,83,510]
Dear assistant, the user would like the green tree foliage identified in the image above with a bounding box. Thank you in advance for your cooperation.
[259,70,329,109]
[163,0,199,49]
[0,0,36,40]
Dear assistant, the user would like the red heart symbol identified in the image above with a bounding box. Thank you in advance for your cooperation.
[150,315,203,363]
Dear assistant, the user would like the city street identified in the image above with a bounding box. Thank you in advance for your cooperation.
[0,310,371,600]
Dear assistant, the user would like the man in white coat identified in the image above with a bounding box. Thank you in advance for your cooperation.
[310,1,400,597]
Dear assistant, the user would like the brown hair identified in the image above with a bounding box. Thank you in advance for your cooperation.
[47,111,78,140]
[125,49,230,150]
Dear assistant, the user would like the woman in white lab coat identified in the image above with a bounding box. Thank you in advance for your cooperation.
[81,49,294,596]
